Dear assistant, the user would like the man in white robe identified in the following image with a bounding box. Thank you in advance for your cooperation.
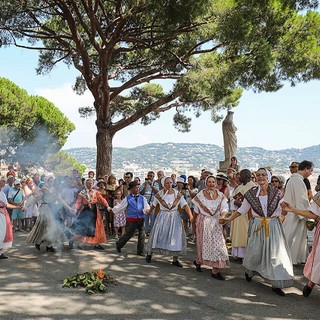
[283,160,313,264]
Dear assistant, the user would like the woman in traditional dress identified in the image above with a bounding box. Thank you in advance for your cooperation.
[145,176,193,267]
[71,178,109,250]
[230,169,255,261]
[96,179,111,235]
[192,175,229,280]
[220,168,294,296]
[282,192,320,297]
[0,176,19,259]
[26,177,68,253]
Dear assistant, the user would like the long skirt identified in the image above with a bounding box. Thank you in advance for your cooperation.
[145,209,186,256]
[304,223,320,285]
[0,206,13,249]
[230,214,249,258]
[26,204,66,246]
[72,205,106,245]
[243,216,294,288]
[196,214,229,269]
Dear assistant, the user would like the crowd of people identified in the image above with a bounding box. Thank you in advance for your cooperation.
[1,158,320,298]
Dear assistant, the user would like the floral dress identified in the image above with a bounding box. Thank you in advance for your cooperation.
[192,190,229,269]
[113,199,126,228]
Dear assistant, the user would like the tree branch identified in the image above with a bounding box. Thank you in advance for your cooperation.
[111,87,186,133]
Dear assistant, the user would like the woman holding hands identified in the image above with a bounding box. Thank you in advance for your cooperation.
[145,176,193,267]
[192,175,229,280]
[282,193,320,297]
[219,168,293,296]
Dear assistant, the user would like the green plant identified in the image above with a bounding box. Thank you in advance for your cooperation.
[62,269,116,294]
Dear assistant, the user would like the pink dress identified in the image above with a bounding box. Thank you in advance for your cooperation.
[304,200,320,284]
[113,199,126,228]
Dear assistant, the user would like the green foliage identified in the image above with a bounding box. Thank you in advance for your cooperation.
[276,11,320,83]
[0,77,75,164]
[45,151,86,176]
[1,0,320,173]
[62,269,116,295]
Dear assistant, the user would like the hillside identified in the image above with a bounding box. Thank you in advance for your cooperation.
[65,143,320,173]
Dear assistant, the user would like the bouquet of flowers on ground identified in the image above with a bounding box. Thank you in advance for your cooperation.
[62,268,116,294]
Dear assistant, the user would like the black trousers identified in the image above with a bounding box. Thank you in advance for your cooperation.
[116,220,145,254]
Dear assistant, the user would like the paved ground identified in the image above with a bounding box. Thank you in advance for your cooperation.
[0,232,319,320]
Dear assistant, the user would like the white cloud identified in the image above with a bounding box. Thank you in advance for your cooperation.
[35,84,96,149]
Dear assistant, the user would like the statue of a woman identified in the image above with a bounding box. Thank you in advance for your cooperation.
[222,111,237,163]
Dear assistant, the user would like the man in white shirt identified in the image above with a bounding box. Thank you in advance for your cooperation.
[283,160,314,265]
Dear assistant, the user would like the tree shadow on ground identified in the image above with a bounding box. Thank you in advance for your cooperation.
[0,233,318,320]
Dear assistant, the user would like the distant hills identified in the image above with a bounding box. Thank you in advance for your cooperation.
[65,143,320,173]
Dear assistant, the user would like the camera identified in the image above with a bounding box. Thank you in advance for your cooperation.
[182,182,188,190]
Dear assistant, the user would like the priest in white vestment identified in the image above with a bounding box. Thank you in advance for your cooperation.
[283,161,313,264]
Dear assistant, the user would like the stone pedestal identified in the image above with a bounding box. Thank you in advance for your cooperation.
[219,159,229,173]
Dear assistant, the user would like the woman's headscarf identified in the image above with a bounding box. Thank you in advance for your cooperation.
[161,176,172,189]
[160,176,174,197]
[85,178,94,189]
[258,167,272,183]
[205,175,216,187]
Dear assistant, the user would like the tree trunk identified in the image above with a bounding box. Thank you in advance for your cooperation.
[95,119,114,177]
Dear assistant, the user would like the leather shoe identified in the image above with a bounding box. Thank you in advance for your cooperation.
[303,284,313,297]
[137,252,144,256]
[35,244,41,251]
[193,260,202,272]
[211,272,225,281]
[46,246,56,253]
[0,254,8,259]
[172,260,183,267]
[146,254,152,263]
[272,287,286,296]
[116,243,121,253]
[245,272,252,282]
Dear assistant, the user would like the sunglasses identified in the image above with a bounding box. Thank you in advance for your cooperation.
[289,166,298,168]
[271,180,279,183]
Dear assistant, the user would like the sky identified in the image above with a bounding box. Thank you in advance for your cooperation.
[1,46,319,151]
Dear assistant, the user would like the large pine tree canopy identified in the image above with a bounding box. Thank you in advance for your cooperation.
[1,0,320,174]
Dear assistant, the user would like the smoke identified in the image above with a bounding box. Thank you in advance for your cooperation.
[0,125,77,175]
[0,125,61,171]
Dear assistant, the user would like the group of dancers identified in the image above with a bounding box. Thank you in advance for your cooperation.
[1,166,320,299]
